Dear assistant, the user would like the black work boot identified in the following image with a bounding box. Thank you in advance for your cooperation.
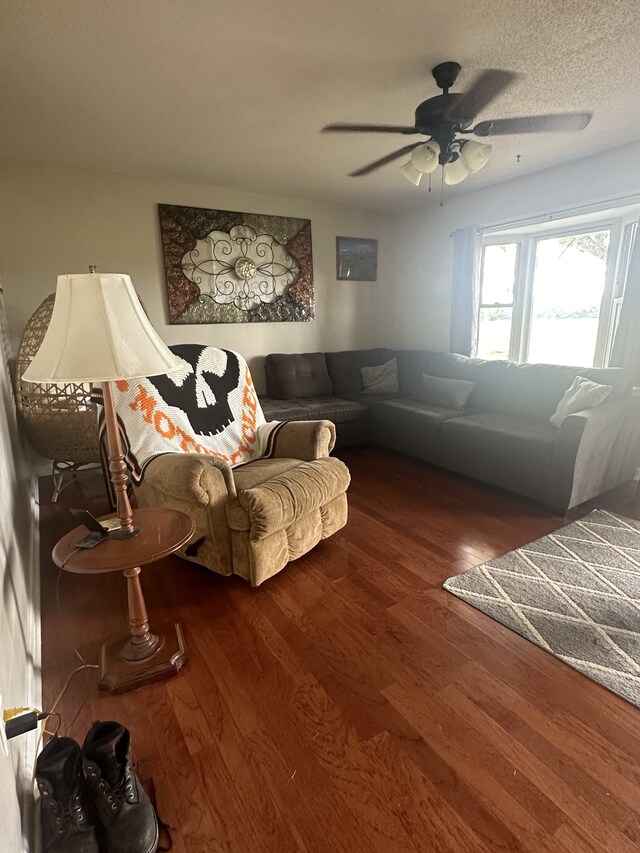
[82,721,158,853]
[36,736,100,853]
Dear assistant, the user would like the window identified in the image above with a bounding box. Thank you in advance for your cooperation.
[476,207,639,367]
[477,243,518,360]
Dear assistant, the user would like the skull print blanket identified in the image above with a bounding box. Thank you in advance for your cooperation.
[95,344,282,485]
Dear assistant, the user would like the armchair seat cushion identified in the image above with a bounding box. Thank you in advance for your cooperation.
[227,456,350,539]
[260,395,367,424]
[232,457,302,491]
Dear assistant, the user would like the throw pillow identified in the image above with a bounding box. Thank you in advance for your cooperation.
[360,358,400,394]
[550,375,613,428]
[413,373,475,409]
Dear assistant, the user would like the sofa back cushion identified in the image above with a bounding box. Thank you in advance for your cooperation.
[425,352,631,420]
[265,352,333,399]
[396,350,435,394]
[325,348,396,397]
[424,352,511,411]
[501,362,628,420]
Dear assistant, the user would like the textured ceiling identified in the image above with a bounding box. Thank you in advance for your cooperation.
[1,0,639,211]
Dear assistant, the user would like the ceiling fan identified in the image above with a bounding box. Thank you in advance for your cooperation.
[322,61,592,187]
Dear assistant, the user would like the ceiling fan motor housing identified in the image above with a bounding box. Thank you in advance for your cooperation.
[414,93,468,129]
[414,93,470,163]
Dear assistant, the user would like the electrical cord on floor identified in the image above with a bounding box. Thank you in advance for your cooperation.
[29,553,99,783]
[45,537,173,848]
[30,660,99,783]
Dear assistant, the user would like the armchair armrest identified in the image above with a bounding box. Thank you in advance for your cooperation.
[138,453,236,501]
[271,420,336,461]
[554,396,640,510]
[134,453,237,575]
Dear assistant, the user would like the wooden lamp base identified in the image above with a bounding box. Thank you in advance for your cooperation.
[53,508,194,696]
[98,562,187,694]
[99,621,187,694]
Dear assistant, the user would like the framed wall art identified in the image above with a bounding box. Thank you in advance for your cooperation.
[336,236,378,282]
[159,203,314,324]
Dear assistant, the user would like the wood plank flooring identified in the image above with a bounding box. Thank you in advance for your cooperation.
[39,447,640,852]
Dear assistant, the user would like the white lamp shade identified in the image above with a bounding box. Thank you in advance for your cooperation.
[443,157,470,186]
[22,273,184,383]
[411,140,440,174]
[460,140,492,173]
[399,160,423,186]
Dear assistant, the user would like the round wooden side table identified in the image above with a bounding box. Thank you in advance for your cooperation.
[53,507,195,694]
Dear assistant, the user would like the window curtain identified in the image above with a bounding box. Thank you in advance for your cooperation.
[611,225,640,385]
[449,225,481,357]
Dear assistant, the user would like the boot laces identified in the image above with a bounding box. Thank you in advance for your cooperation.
[99,769,135,810]
[46,792,86,835]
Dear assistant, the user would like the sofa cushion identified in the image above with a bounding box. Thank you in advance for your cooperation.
[427,352,630,420]
[441,411,558,468]
[504,362,625,421]
[345,391,403,406]
[374,397,473,423]
[369,397,472,463]
[414,374,475,409]
[550,375,613,428]
[424,352,512,412]
[361,358,400,394]
[260,395,367,424]
[265,352,333,399]
[396,350,435,394]
[325,348,396,398]
[227,456,350,539]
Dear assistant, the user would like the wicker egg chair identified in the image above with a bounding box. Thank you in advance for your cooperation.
[16,294,101,500]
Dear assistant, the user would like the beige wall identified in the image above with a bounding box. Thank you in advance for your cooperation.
[0,162,395,393]
[392,140,640,351]
[0,284,39,851]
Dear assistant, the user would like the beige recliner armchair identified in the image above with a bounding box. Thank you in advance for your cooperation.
[134,419,349,586]
[99,344,350,586]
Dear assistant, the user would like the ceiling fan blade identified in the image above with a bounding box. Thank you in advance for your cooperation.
[323,122,419,135]
[473,112,592,137]
[448,69,517,122]
[348,142,424,176]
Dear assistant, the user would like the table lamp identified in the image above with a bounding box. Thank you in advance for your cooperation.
[22,269,183,535]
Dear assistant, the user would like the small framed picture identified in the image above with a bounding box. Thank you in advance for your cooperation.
[336,236,378,281]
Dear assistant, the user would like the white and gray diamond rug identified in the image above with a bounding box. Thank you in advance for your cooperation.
[444,509,640,708]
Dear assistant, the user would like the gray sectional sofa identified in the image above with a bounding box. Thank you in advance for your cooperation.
[260,348,640,513]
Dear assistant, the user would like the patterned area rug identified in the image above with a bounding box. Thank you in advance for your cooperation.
[444,509,640,708]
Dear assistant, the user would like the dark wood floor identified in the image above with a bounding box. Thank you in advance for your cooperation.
[40,448,640,853]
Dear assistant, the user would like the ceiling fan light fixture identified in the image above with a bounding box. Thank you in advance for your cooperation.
[411,140,440,174]
[399,160,424,186]
[460,140,492,172]
[443,157,470,185]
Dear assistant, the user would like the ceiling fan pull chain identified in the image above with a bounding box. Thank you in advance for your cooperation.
[440,168,445,206]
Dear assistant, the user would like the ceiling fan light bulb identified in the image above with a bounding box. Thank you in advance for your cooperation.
[443,158,470,185]
[399,160,423,186]
[411,140,440,174]
[460,140,492,172]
